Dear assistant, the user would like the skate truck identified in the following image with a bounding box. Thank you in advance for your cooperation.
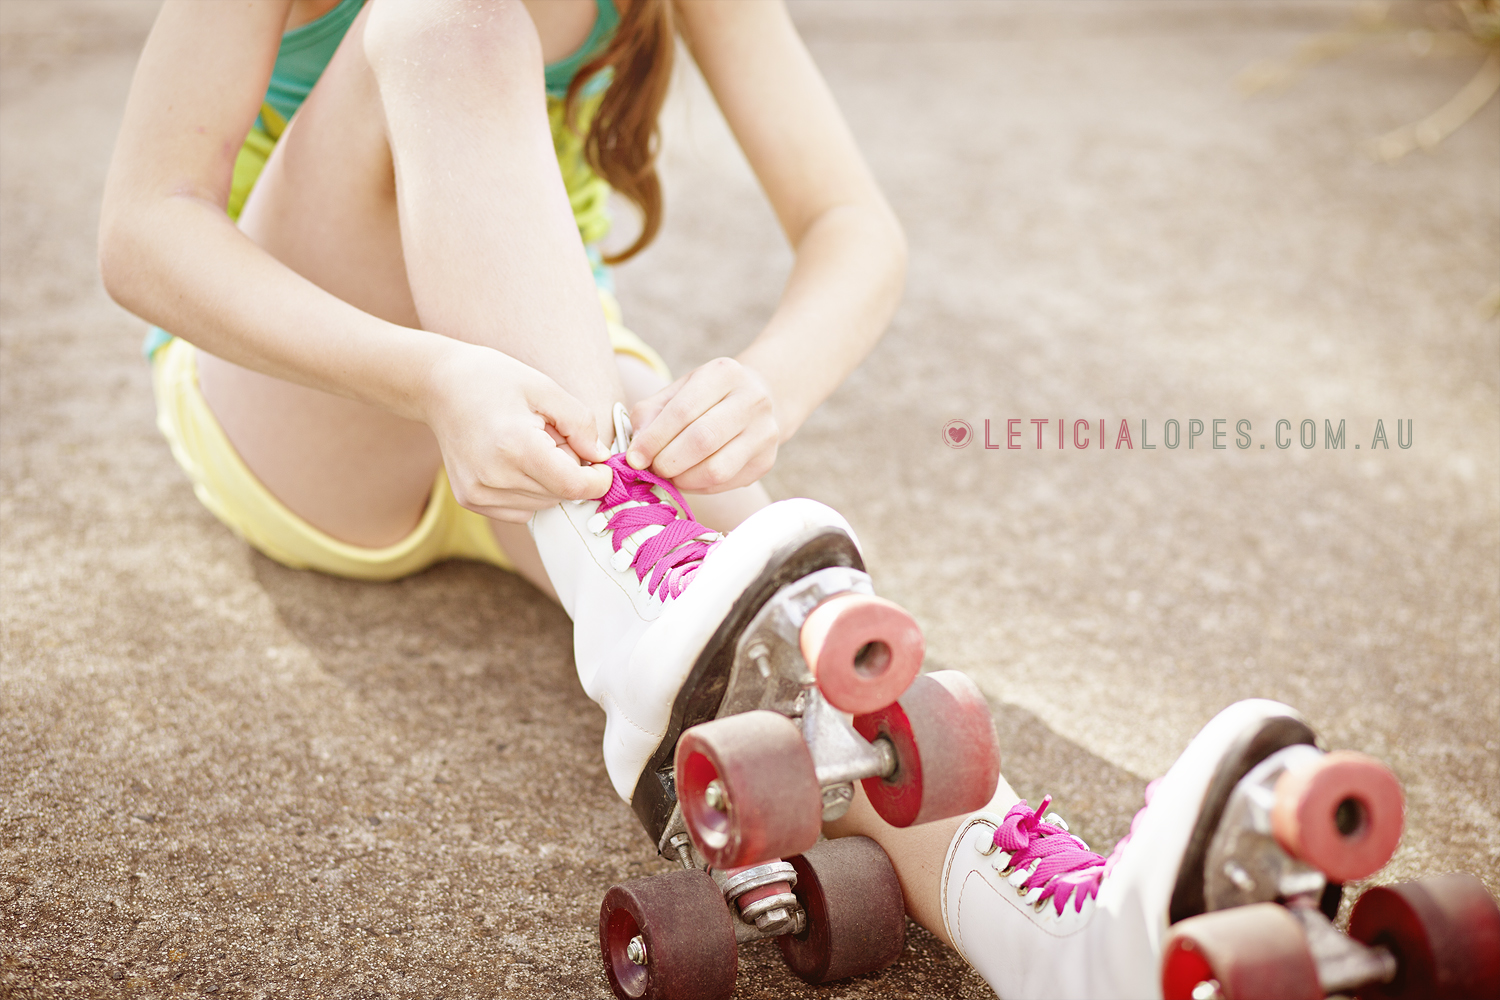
[597,564,1004,999]
[1160,730,1500,1000]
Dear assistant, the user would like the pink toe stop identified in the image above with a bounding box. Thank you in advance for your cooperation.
[1271,750,1405,883]
[799,593,924,714]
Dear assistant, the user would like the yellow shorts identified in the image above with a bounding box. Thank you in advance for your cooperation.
[151,304,670,583]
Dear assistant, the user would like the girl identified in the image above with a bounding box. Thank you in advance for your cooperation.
[101,0,905,590]
[100,4,1375,998]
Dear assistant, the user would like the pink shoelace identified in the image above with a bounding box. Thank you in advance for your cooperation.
[994,779,1159,916]
[595,453,720,600]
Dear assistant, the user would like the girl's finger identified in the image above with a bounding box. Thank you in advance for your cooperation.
[524,442,614,501]
[649,388,767,480]
[628,367,735,471]
[460,469,607,517]
[628,373,689,453]
[454,477,568,513]
[672,426,775,494]
[527,376,609,463]
[478,486,567,506]
[471,505,539,525]
[462,431,606,508]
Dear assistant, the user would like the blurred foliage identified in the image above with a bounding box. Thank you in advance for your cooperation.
[1458,0,1500,44]
[1238,0,1499,162]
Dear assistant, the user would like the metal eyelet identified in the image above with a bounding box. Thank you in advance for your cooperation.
[971,822,1000,857]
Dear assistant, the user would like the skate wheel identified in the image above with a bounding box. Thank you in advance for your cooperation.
[1348,874,1500,1000]
[800,593,925,714]
[1161,903,1321,1000]
[1271,750,1404,883]
[675,710,823,869]
[599,869,737,1000]
[852,670,1001,828]
[779,836,906,984]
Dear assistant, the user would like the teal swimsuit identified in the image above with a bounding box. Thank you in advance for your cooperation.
[263,0,617,122]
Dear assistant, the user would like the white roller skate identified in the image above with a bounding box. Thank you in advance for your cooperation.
[941,698,1499,999]
[531,404,1002,999]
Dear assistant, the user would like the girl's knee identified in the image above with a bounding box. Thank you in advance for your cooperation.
[363,0,543,90]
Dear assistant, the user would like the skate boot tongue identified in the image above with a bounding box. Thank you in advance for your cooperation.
[588,405,721,601]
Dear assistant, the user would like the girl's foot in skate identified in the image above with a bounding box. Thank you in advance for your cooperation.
[532,404,873,843]
[940,699,1422,999]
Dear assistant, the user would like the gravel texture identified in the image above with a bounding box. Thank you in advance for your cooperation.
[3,1,1496,997]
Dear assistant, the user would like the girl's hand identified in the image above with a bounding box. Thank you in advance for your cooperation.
[626,357,780,493]
[424,341,613,522]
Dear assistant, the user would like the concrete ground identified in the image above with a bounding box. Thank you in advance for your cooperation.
[2,1,1496,997]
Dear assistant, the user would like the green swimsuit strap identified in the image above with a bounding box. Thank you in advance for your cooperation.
[546,0,621,99]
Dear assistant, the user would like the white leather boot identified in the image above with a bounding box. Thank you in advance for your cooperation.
[940,699,1321,999]
[530,405,867,837]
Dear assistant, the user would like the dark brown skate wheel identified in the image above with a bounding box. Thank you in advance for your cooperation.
[1271,750,1404,883]
[599,869,737,1000]
[800,593,925,714]
[778,835,906,984]
[674,710,823,869]
[1348,874,1500,999]
[1160,903,1321,1000]
[852,670,1001,828]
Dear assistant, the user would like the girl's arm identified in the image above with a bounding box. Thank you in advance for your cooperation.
[99,1,609,519]
[624,0,907,492]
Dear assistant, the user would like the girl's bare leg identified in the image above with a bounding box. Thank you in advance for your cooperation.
[199,0,767,599]
[198,1,623,548]
[824,775,1021,947]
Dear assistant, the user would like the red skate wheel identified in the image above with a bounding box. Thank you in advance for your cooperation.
[599,869,737,1000]
[800,593,925,714]
[1348,874,1500,1000]
[852,670,1001,828]
[675,710,822,869]
[1161,903,1321,1000]
[1271,750,1404,883]
[779,835,906,984]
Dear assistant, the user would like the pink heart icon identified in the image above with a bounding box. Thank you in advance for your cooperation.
[948,426,967,443]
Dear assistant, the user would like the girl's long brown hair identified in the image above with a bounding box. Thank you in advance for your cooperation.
[565,0,674,264]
